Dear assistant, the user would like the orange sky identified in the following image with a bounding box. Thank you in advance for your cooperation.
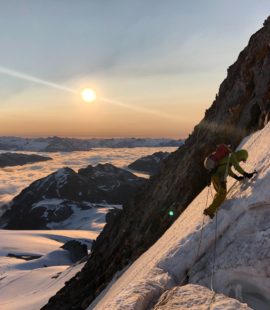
[0,2,268,138]
[0,73,219,139]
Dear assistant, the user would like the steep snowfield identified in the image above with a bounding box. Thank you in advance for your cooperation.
[0,230,95,310]
[90,123,270,310]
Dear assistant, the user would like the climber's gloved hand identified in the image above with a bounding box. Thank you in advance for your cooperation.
[234,175,245,181]
[243,171,256,179]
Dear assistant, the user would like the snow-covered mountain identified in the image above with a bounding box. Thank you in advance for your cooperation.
[90,124,270,309]
[0,136,183,152]
[43,17,270,310]
[1,164,145,229]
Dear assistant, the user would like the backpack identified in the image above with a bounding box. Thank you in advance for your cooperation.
[204,144,232,172]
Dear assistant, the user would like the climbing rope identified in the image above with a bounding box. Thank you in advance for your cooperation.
[185,185,218,309]
[208,291,216,310]
[210,212,218,291]
[194,186,210,260]
[175,169,237,301]
[178,186,211,286]
[177,185,219,308]
[208,154,230,291]
[205,149,255,308]
[207,209,218,309]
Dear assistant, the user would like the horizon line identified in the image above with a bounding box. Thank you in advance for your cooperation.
[0,134,185,140]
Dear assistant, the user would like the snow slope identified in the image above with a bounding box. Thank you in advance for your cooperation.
[153,284,251,309]
[0,230,95,310]
[90,123,270,310]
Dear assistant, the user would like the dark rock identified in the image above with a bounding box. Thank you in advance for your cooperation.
[51,272,62,279]
[3,199,77,229]
[78,163,145,204]
[45,203,74,222]
[128,151,170,175]
[43,17,270,310]
[7,253,42,261]
[61,240,88,263]
[0,152,51,168]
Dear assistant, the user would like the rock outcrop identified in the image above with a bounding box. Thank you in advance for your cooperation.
[0,152,51,167]
[43,17,270,310]
[128,151,170,175]
[61,240,88,263]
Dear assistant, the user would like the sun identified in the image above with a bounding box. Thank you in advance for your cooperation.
[81,88,96,102]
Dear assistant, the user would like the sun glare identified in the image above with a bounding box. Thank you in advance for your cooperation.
[81,88,96,102]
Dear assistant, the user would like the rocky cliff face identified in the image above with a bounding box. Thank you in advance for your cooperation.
[43,17,270,310]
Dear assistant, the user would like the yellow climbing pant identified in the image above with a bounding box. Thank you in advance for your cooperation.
[205,175,227,217]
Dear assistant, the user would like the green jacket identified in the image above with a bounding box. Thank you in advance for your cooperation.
[214,150,248,179]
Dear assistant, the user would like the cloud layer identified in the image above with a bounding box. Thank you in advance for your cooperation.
[0,147,176,207]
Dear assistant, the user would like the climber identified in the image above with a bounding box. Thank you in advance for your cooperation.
[203,149,256,219]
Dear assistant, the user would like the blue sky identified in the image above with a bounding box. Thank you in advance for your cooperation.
[0,1,270,137]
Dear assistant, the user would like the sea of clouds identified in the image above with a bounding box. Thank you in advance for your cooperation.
[0,147,176,209]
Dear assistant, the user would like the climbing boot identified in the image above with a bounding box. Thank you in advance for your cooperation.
[203,208,215,219]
